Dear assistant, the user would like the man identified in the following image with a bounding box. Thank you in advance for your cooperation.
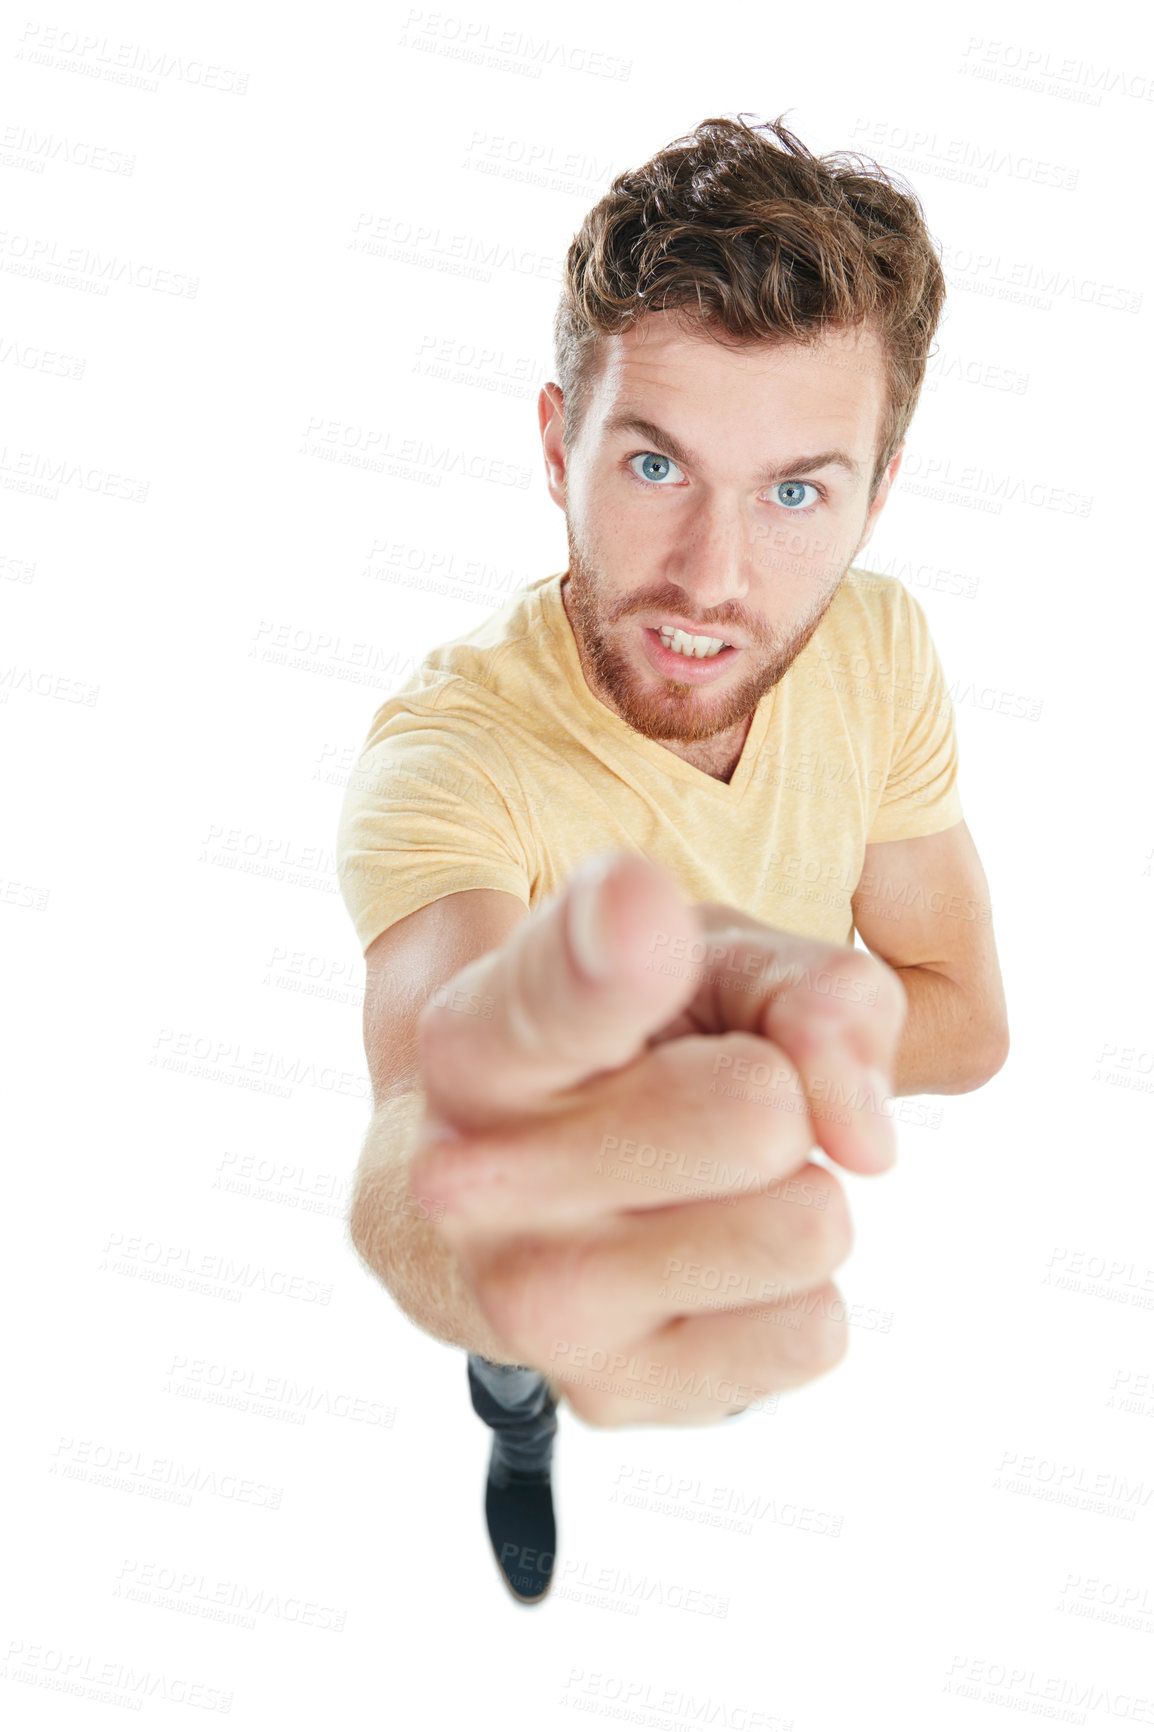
[336,113,1010,1605]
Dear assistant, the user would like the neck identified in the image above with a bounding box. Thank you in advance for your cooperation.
[657,715,753,782]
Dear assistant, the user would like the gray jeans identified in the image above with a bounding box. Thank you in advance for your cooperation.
[467,1354,558,1473]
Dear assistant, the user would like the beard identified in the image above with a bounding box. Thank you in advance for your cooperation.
[560,536,844,747]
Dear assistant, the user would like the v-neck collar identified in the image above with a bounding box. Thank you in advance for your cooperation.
[539,571,776,797]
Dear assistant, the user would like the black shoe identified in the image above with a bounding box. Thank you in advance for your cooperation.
[484,1442,556,1605]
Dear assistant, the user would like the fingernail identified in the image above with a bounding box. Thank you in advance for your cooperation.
[567,853,617,981]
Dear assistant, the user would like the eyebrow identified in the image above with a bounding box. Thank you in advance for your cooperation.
[602,410,861,485]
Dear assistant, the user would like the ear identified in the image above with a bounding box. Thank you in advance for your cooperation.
[538,383,567,509]
[855,442,904,559]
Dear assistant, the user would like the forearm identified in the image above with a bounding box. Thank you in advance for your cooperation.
[348,1088,520,1364]
[889,963,1002,1096]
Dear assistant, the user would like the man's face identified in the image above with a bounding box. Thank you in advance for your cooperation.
[539,311,902,746]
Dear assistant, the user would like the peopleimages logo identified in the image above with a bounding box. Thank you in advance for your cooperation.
[850,118,1078,190]
[939,242,1142,314]
[960,37,1154,105]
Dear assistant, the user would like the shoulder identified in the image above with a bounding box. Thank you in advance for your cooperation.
[347,689,517,813]
[418,573,555,693]
[831,564,908,630]
[353,575,559,771]
[806,564,910,680]
[825,566,946,671]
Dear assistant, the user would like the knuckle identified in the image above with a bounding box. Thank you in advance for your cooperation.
[477,1234,589,1363]
[811,1173,854,1269]
[407,1125,479,1208]
[780,1186,850,1284]
[645,1031,714,1091]
[559,1382,622,1428]
[812,1312,850,1374]
[790,1284,849,1373]
[473,1241,542,1359]
[775,1195,823,1279]
[652,1027,798,1118]
[707,1032,810,1162]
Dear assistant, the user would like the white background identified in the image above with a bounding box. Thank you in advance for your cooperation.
[4,1,1153,1726]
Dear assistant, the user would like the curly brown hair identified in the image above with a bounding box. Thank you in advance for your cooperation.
[552,112,946,502]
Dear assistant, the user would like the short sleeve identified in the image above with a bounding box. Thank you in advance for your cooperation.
[336,707,531,956]
[867,588,964,844]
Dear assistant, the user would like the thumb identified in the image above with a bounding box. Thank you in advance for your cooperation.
[417,848,701,1136]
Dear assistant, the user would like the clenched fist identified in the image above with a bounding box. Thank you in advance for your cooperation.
[407,848,906,1428]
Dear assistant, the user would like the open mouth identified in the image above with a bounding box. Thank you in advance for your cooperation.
[654,623,733,658]
[641,625,740,682]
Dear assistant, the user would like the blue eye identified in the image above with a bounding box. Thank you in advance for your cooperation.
[774,481,820,510]
[626,454,823,513]
[628,452,684,485]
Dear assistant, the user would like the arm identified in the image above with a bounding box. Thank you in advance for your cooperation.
[851,819,1009,1096]
[348,887,530,1360]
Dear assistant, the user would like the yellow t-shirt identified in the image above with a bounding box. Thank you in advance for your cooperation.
[336,566,963,955]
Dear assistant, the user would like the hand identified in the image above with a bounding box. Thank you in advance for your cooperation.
[407,849,907,1427]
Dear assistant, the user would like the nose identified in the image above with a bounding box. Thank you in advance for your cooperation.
[663,510,751,623]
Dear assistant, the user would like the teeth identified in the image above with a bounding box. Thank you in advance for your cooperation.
[657,625,730,658]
